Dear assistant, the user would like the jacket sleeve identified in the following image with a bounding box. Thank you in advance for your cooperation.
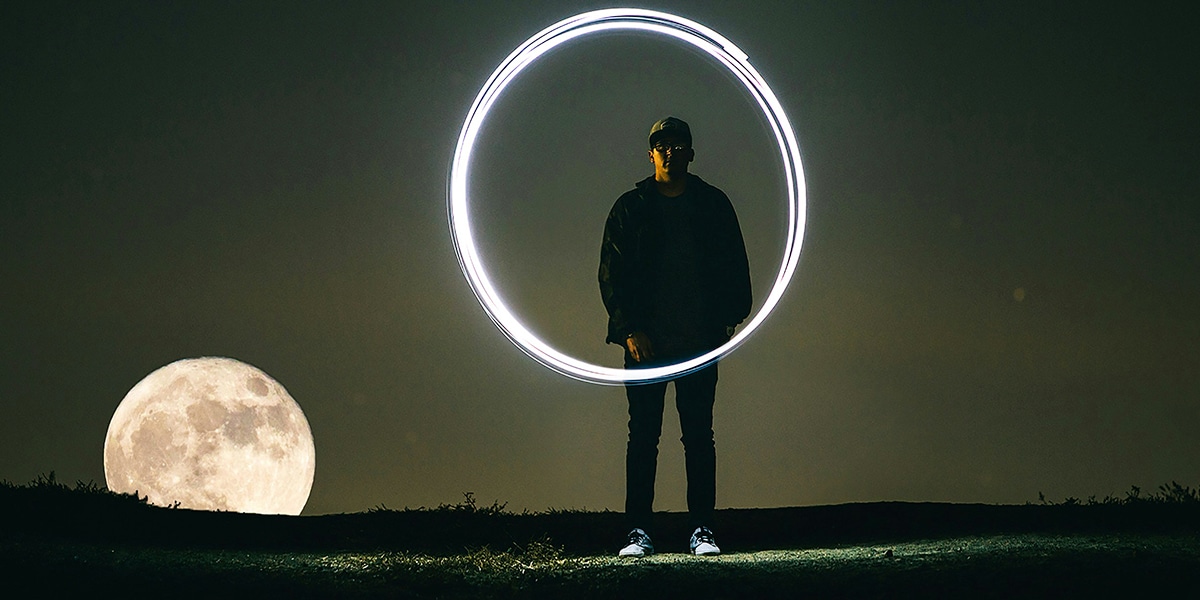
[599,195,640,345]
[715,190,752,327]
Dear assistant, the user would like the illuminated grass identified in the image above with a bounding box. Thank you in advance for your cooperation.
[8,532,1198,598]
[3,478,1200,597]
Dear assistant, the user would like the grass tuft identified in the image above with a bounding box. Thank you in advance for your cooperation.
[369,491,509,516]
[1034,482,1200,506]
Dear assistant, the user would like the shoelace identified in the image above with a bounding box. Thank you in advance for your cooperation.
[693,529,715,544]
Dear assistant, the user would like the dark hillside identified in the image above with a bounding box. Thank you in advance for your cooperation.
[3,476,1198,555]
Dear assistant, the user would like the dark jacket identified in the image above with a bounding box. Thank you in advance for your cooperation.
[599,174,752,351]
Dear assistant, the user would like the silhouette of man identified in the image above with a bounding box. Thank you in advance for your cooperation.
[599,117,751,557]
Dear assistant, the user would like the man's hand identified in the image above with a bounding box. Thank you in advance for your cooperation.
[625,331,654,363]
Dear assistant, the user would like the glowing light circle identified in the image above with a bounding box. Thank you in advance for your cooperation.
[449,8,806,385]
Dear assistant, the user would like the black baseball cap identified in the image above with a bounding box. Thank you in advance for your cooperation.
[648,116,692,148]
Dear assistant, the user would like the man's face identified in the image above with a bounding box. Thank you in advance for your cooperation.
[649,135,694,177]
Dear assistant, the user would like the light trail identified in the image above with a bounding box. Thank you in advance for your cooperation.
[449,8,806,385]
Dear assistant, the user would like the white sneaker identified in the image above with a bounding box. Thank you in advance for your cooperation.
[690,526,721,556]
[619,528,654,557]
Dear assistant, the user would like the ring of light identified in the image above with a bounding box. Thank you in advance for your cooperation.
[449,8,806,385]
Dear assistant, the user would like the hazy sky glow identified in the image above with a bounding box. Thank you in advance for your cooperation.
[2,1,1197,515]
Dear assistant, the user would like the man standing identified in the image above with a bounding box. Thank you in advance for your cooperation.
[599,117,752,557]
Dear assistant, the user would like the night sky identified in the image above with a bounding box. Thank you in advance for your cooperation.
[3,1,1197,516]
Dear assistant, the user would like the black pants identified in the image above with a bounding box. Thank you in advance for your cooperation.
[624,358,718,534]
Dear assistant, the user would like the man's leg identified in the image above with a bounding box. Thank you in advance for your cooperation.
[626,379,667,533]
[675,362,718,530]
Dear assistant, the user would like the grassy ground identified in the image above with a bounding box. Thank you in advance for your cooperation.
[7,531,1199,598]
[3,476,1199,598]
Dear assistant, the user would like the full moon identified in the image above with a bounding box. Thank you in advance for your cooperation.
[103,357,315,515]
